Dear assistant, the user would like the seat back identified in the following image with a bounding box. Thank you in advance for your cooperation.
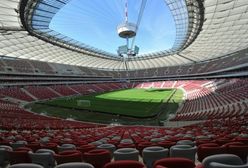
[202,154,243,168]
[170,145,197,161]
[113,148,139,161]
[0,146,12,165]
[176,140,195,146]
[58,145,76,153]
[142,146,169,168]
[197,145,226,162]
[96,143,116,157]
[55,162,94,168]
[76,144,96,154]
[103,160,145,168]
[210,162,248,168]
[157,141,176,149]
[10,143,26,150]
[36,149,55,154]
[54,152,82,165]
[84,149,111,168]
[40,143,58,153]
[227,145,248,163]
[9,151,31,165]
[153,157,195,168]
[89,141,103,146]
[26,143,41,152]
[29,152,55,168]
[9,163,43,168]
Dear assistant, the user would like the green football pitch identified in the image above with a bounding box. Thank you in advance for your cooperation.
[44,88,179,117]
[28,88,183,125]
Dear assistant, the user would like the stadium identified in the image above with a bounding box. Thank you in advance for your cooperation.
[0,0,248,167]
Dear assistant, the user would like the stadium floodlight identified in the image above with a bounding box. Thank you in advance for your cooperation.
[117,45,128,56]
[134,46,139,55]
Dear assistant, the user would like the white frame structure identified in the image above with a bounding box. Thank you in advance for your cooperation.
[0,0,248,71]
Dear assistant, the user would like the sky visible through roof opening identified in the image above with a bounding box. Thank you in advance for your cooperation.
[50,0,176,55]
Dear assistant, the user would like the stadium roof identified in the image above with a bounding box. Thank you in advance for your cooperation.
[0,0,248,70]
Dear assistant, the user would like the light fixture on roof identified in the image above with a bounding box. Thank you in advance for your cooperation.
[117,0,139,57]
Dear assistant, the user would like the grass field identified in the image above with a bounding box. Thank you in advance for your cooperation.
[27,88,184,125]
[44,88,175,117]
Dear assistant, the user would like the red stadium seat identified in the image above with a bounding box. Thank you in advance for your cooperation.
[54,150,82,165]
[103,160,145,168]
[25,143,41,152]
[153,157,195,168]
[117,143,136,149]
[9,151,31,165]
[227,145,248,163]
[84,149,111,168]
[137,142,156,154]
[76,144,96,155]
[40,143,58,153]
[197,144,227,162]
[157,141,176,149]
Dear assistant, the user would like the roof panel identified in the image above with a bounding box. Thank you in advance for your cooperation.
[0,0,247,70]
